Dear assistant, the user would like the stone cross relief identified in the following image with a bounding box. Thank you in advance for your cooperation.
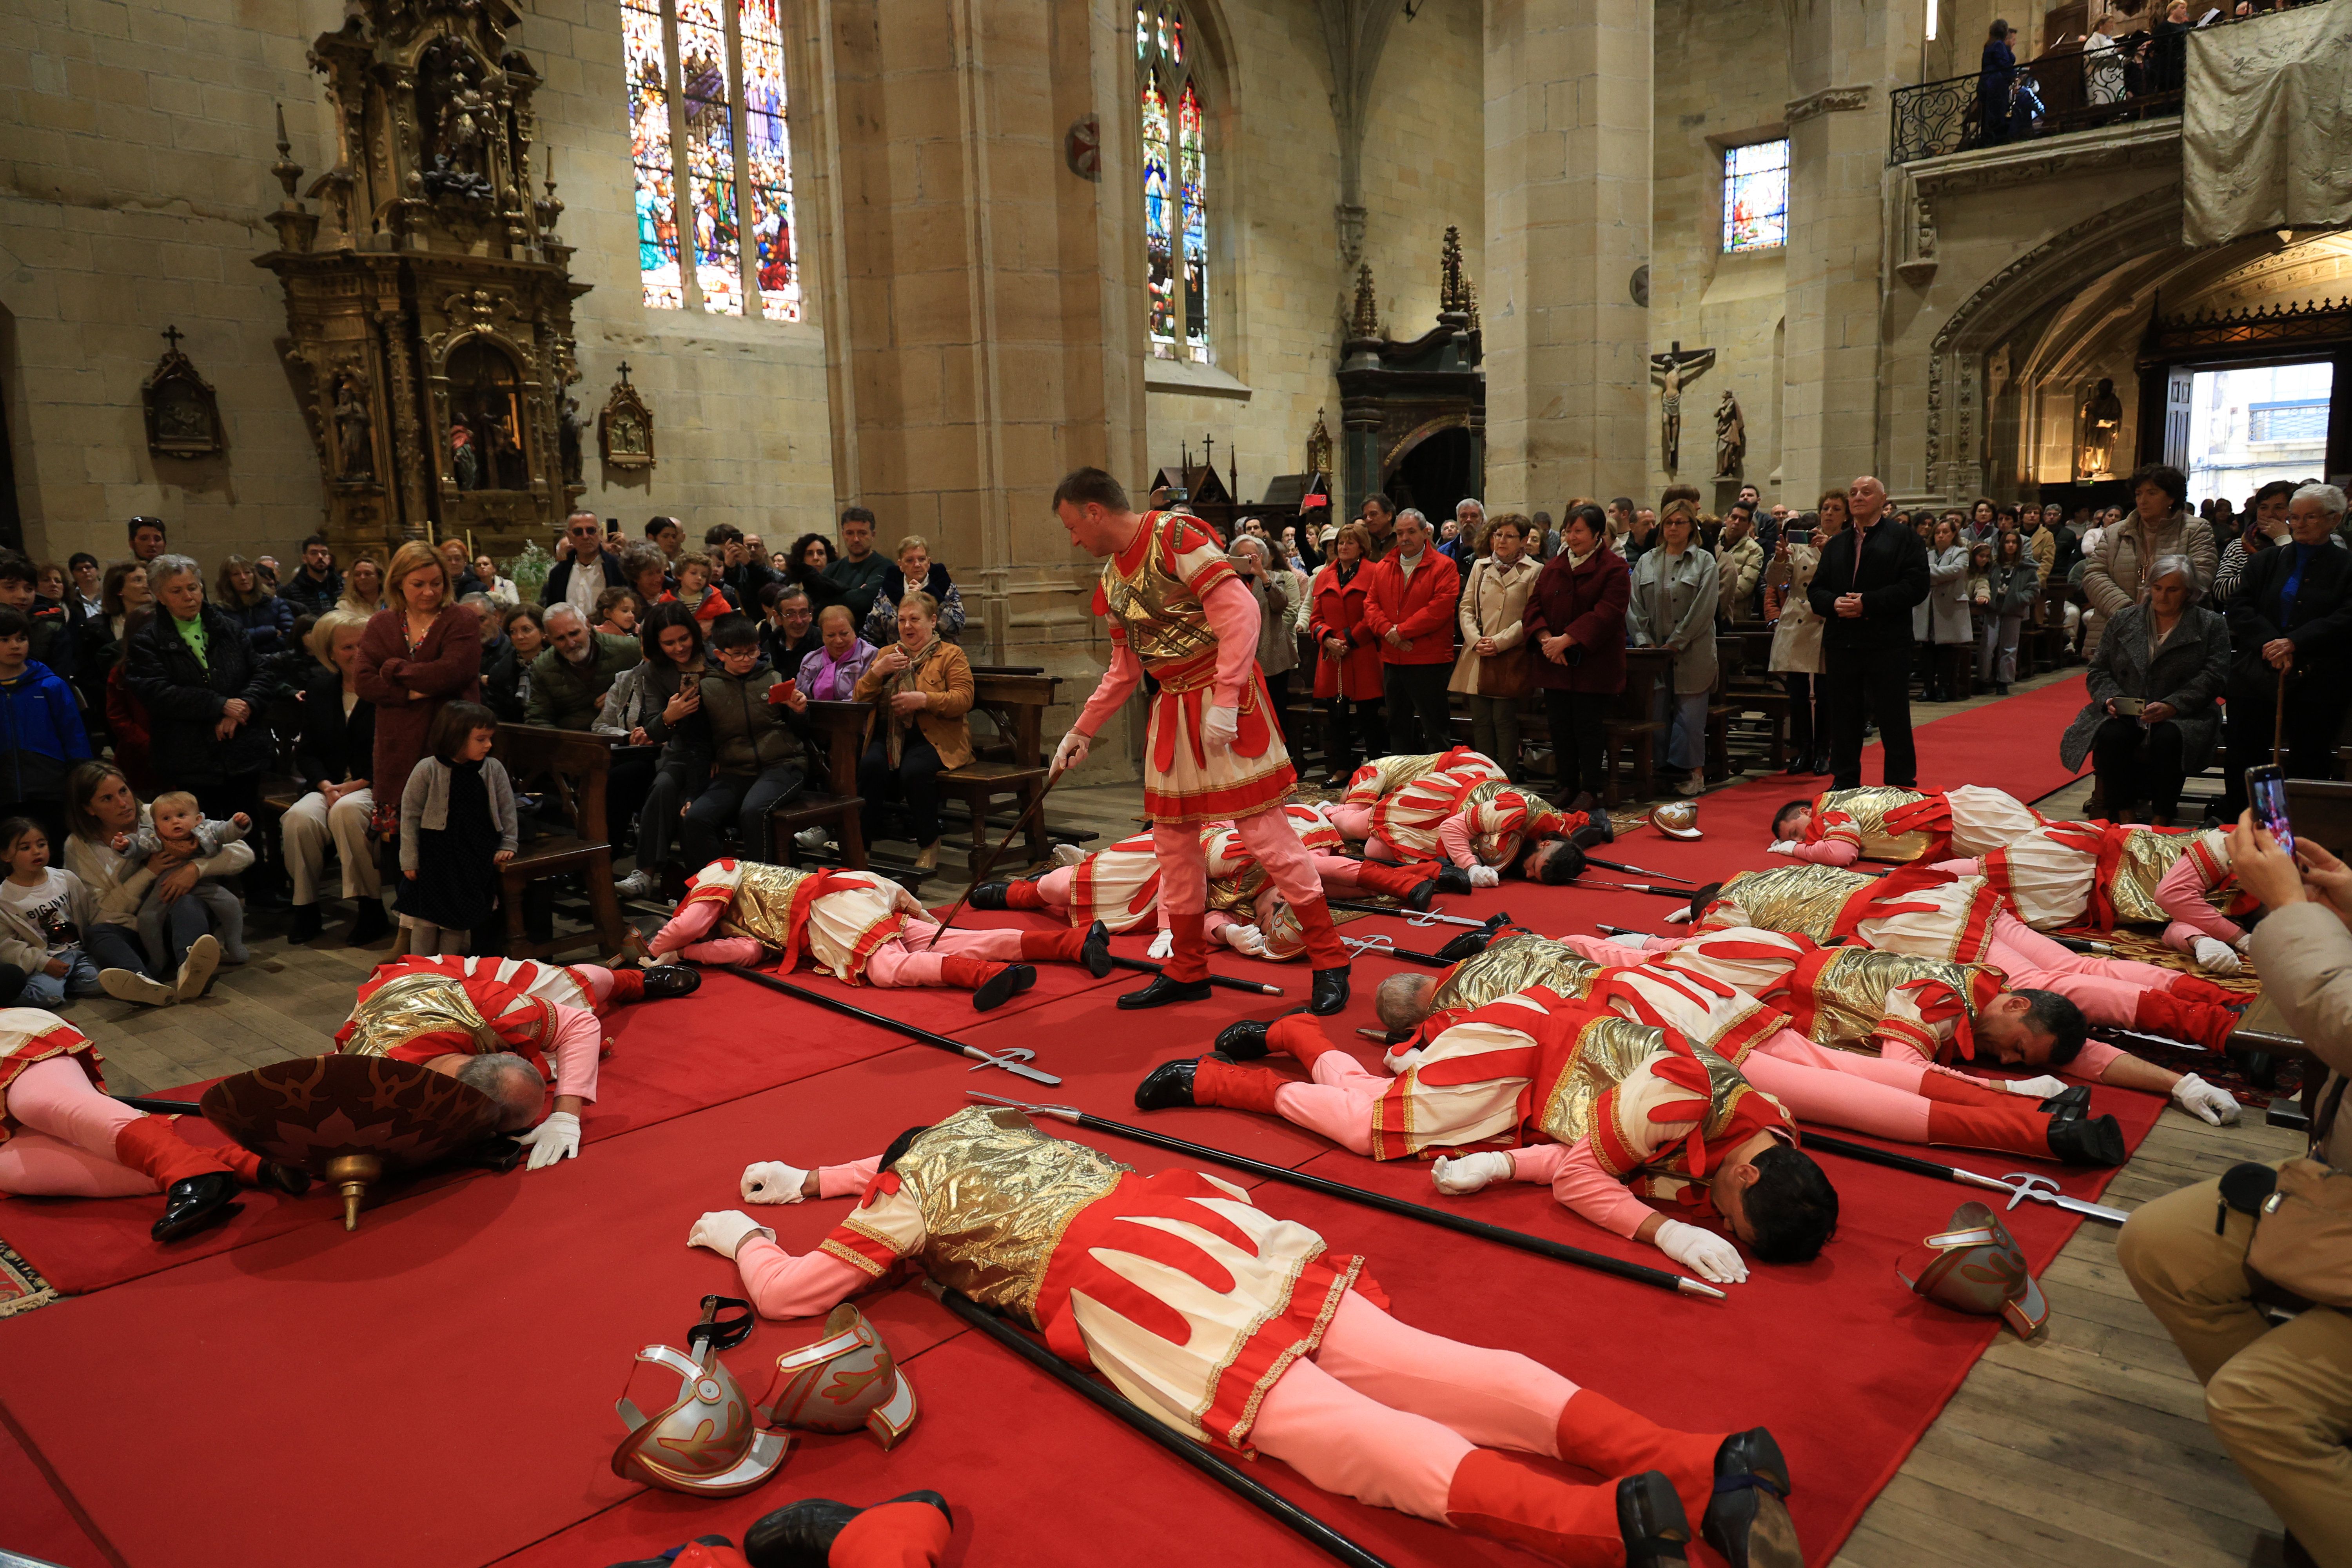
[1649,341,1715,472]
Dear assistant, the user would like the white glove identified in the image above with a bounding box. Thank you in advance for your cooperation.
[1202,705,1241,754]
[2190,936,2242,976]
[1147,928,1174,960]
[1221,923,1267,956]
[1768,840,1799,857]
[687,1209,775,1259]
[1383,1043,1423,1074]
[2003,1074,2070,1100]
[1432,1151,1515,1195]
[1663,906,1695,925]
[1467,866,1501,889]
[2233,931,2254,954]
[741,1161,811,1204]
[515,1110,581,1171]
[2171,1071,2241,1126]
[1653,1218,1749,1284]
[1052,728,1092,774]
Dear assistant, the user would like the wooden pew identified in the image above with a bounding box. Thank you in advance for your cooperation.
[936,671,1060,879]
[769,699,870,869]
[492,724,631,960]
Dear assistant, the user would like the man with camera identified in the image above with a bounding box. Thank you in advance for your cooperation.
[2119,812,2350,1566]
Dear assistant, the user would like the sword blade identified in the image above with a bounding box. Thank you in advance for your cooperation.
[2025,1188,2131,1225]
[959,1046,1062,1085]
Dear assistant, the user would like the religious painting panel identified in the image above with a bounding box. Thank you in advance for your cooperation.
[625,0,684,309]
[741,0,800,322]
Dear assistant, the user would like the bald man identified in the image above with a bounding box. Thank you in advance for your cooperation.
[1808,475,1929,789]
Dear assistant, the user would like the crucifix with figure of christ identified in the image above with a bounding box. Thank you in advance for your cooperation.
[1648,340,1715,473]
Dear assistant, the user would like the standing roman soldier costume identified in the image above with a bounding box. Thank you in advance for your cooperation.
[0,1008,300,1239]
[648,859,1111,1011]
[1060,490,1350,1010]
[699,1104,1800,1566]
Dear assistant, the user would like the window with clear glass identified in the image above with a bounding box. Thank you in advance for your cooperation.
[1722,139,1789,254]
[622,0,801,320]
[1137,5,1209,361]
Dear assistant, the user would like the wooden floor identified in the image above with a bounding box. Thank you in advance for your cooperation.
[51,668,2301,1567]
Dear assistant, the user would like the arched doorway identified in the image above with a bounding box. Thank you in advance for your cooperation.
[1386,425,1475,524]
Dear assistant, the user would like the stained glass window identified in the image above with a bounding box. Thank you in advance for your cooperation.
[1722,138,1790,254]
[1137,5,1208,361]
[620,0,799,321]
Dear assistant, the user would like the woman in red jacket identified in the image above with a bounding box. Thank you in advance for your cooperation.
[354,541,484,832]
[1307,521,1388,780]
[1521,503,1630,813]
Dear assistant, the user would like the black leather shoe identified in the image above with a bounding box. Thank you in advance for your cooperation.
[348,900,391,946]
[744,1493,953,1568]
[1134,1056,1204,1110]
[153,1171,242,1243]
[1702,1428,1799,1568]
[1309,966,1350,1015]
[610,1535,737,1568]
[1118,974,1213,1009]
[2037,1083,2092,1120]
[1082,919,1114,978]
[1617,1470,1694,1567]
[972,962,1036,1012]
[968,882,1013,911]
[1571,811,1615,847]
[1215,1019,1272,1060]
[1405,875,1439,912]
[1436,864,1473,895]
[641,964,702,998]
[255,1162,310,1197]
[2047,1111,2127,1167]
[1434,928,1496,964]
[288,903,324,944]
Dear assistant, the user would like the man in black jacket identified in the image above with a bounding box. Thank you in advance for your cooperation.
[279,534,345,618]
[1807,475,1931,789]
[540,510,628,619]
[2221,482,2352,817]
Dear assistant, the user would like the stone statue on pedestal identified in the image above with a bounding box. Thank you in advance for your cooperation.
[1714,390,1746,480]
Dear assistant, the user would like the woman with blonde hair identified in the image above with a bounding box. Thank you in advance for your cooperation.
[861,533,967,646]
[338,554,388,616]
[354,540,483,839]
[853,590,974,870]
[283,608,388,944]
[1448,512,1540,777]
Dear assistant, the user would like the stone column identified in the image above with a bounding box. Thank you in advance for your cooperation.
[1778,3,1919,501]
[1481,0,1653,514]
[811,0,1146,762]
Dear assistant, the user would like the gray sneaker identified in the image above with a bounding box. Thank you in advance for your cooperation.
[794,826,833,852]
[614,870,656,900]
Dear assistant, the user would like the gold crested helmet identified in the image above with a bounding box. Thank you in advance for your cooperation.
[758,1302,918,1449]
[612,1296,790,1496]
[1651,799,1702,840]
[1898,1201,2049,1339]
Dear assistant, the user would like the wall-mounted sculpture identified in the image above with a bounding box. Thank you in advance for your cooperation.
[142,326,226,459]
[599,363,656,472]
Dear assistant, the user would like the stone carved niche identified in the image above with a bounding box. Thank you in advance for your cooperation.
[255,0,589,559]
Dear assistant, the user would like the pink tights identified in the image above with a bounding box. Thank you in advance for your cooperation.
[674,923,1024,987]
[1249,1291,1579,1522]
[0,1057,151,1197]
[1271,1051,1387,1155]
[1989,918,2172,1028]
[1741,1030,1932,1143]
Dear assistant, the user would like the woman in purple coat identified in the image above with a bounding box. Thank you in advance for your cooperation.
[1520,504,1630,813]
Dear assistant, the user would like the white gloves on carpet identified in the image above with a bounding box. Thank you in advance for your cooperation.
[1221,923,1268,956]
[2191,936,2242,976]
[1202,705,1240,754]
[741,1161,811,1203]
[1432,1151,1514,1195]
[2171,1072,2241,1126]
[1148,929,1174,960]
[1052,728,1092,774]
[688,1210,775,1259]
[1384,1043,1423,1075]
[1768,840,1799,857]
[1467,866,1501,889]
[2003,1074,2071,1100]
[516,1111,580,1171]
[1663,906,1694,925]
[1654,1218,1749,1285]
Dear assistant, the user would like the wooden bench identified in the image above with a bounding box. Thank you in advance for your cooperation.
[769,699,869,869]
[937,671,1060,880]
[492,724,631,961]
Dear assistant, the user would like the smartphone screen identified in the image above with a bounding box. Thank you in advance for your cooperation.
[2247,764,2295,857]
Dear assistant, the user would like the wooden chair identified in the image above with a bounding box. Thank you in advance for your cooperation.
[1603,649,1673,805]
[492,724,631,961]
[2285,779,2352,857]
[769,700,870,869]
[936,671,1059,880]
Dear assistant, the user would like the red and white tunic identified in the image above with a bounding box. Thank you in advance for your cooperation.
[0,1009,99,1147]
[365,954,601,1014]
[1365,750,1513,863]
[681,860,929,986]
[1065,831,1165,933]
[335,963,604,1102]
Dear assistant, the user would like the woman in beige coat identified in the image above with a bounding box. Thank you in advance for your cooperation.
[1764,492,1843,775]
[1448,514,1540,778]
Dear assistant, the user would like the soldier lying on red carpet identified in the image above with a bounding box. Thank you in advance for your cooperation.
[1325,746,1610,887]
[691,1103,1801,1568]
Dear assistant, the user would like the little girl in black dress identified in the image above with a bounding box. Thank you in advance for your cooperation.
[396,701,515,955]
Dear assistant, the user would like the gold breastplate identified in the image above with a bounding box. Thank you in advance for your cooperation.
[2109,828,2195,926]
[1711,865,1872,942]
[1533,1014,1675,1148]
[1430,933,1601,1015]
[1805,949,1984,1050]
[1821,786,1930,860]
[339,973,500,1058]
[1098,520,1216,667]
[894,1107,1129,1325]
[714,863,820,950]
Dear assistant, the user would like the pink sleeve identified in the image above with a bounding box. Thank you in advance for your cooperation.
[2071,1039,2125,1082]
[2154,854,2242,943]
[817,1156,882,1199]
[1561,933,1652,967]
[1514,1141,1654,1238]
[1790,840,1859,866]
[1438,812,1479,869]
[1199,575,1261,711]
[1074,642,1143,737]
[653,898,722,953]
[733,1236,872,1320]
[546,1004,602,1102]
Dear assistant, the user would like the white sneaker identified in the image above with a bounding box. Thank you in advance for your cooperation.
[174,934,221,1003]
[795,826,832,852]
[100,967,177,1007]
[614,870,656,900]
[1675,776,1703,797]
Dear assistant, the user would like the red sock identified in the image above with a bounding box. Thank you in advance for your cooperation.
[2165,974,2237,1007]
[1351,861,1428,901]
[1926,1100,2056,1160]
[2133,990,2239,1052]
[1267,1012,1345,1067]
[1289,894,1350,970]
[1020,929,1087,964]
[112,1116,233,1189]
[1443,1449,1629,1565]
[1552,1390,1721,1523]
[829,1499,954,1568]
[936,955,1002,993]
[213,1145,266,1185]
[604,968,646,1005]
[1914,1072,2015,1107]
[1192,1056,1287,1114]
[1165,917,1210,984]
[1004,881,1048,911]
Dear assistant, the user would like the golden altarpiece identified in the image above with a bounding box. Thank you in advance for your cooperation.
[256,0,590,560]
